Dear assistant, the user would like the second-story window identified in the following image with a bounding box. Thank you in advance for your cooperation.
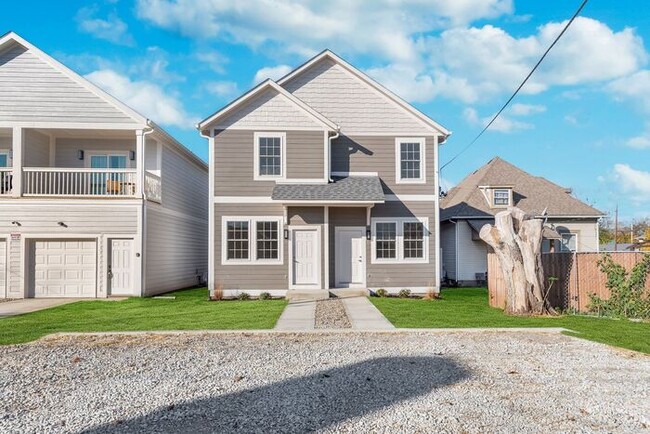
[493,188,510,206]
[395,138,425,184]
[254,132,285,180]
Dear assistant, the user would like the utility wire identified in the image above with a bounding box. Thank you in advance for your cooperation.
[440,0,590,171]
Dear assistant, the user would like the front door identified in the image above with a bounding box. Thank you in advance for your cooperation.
[335,227,366,288]
[109,239,134,296]
[292,228,320,288]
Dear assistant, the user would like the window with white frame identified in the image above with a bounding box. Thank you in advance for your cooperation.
[493,188,510,206]
[254,132,285,180]
[372,218,429,263]
[395,138,425,183]
[222,217,283,264]
[560,233,577,252]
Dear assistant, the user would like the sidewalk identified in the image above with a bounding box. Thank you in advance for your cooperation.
[0,299,80,318]
[274,300,316,330]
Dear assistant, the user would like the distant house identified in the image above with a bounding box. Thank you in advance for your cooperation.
[599,242,637,252]
[440,157,604,286]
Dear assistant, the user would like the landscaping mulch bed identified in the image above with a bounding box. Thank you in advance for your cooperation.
[315,299,351,329]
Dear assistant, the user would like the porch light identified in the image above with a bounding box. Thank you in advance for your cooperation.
[283,228,289,240]
[77,150,84,160]
[129,150,136,161]
[366,227,371,240]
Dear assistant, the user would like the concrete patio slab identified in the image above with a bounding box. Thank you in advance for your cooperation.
[0,299,82,318]
[274,300,316,330]
[341,297,395,330]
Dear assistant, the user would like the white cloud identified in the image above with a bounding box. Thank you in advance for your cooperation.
[204,81,239,98]
[196,51,229,74]
[85,69,196,128]
[625,123,650,149]
[612,164,650,203]
[564,114,578,125]
[370,17,647,104]
[510,103,546,116]
[607,70,650,113]
[463,102,543,133]
[76,6,134,46]
[253,65,293,84]
[136,0,513,62]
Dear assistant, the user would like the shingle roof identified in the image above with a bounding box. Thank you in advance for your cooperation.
[272,176,385,202]
[441,157,604,220]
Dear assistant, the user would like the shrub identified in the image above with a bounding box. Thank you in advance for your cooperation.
[259,292,272,300]
[375,288,388,298]
[237,292,251,301]
[398,288,411,299]
[588,253,650,319]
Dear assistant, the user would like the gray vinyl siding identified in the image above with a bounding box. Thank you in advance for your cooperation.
[24,129,49,166]
[0,42,138,125]
[367,201,437,288]
[332,135,437,194]
[159,143,208,215]
[0,202,139,298]
[54,138,136,168]
[144,206,208,295]
[282,57,435,135]
[214,129,326,196]
[440,221,457,280]
[456,220,489,284]
[286,131,325,179]
[214,203,287,290]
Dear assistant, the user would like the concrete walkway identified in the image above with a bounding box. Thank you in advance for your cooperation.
[341,297,395,330]
[0,299,81,318]
[274,300,316,330]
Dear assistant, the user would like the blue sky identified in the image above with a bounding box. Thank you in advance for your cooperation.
[2,1,649,222]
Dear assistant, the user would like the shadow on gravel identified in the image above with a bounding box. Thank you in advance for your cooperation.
[84,356,469,433]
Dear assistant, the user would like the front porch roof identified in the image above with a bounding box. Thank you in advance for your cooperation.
[272,176,385,203]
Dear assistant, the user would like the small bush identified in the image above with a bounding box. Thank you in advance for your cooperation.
[237,292,251,301]
[259,292,272,300]
[375,288,388,298]
[398,288,411,299]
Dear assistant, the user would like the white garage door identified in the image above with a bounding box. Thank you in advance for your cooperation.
[33,240,97,298]
[0,239,6,297]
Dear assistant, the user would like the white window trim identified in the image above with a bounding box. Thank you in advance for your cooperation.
[371,217,429,264]
[492,188,511,208]
[85,151,132,169]
[221,216,284,265]
[395,137,426,184]
[559,232,579,253]
[253,132,286,181]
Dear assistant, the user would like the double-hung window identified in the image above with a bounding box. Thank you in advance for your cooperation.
[254,132,285,180]
[493,188,510,206]
[372,218,428,263]
[222,217,283,264]
[560,233,577,252]
[396,138,425,184]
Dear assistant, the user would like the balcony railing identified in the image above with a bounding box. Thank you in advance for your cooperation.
[0,168,12,195]
[144,172,162,203]
[22,168,138,197]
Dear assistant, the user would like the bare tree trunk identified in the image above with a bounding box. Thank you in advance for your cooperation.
[480,207,554,315]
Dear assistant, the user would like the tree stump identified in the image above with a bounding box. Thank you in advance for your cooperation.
[479,207,554,315]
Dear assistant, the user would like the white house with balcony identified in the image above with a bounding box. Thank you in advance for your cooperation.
[0,32,208,299]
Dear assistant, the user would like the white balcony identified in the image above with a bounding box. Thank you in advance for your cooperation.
[0,167,11,195]
[22,168,138,197]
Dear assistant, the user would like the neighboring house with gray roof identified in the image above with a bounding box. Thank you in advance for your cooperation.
[440,157,604,286]
[198,50,450,298]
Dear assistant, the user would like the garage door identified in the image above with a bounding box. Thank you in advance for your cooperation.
[32,240,97,298]
[0,239,5,297]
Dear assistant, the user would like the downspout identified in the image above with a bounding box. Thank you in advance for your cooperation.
[140,121,155,296]
[327,127,340,182]
[435,132,451,290]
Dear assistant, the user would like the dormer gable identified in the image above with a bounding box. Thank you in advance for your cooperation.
[478,185,514,209]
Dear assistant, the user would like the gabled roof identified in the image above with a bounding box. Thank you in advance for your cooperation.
[272,176,385,203]
[277,49,450,138]
[441,157,604,220]
[0,31,147,126]
[197,79,338,131]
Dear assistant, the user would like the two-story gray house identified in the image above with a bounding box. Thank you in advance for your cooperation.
[198,50,450,299]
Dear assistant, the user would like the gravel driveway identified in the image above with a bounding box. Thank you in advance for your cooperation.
[1,331,648,433]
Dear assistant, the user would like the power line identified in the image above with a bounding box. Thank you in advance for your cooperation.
[440,0,590,171]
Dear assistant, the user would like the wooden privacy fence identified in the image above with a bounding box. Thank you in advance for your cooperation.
[487,252,650,312]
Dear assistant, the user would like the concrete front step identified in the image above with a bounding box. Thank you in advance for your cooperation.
[329,288,368,298]
[285,290,331,302]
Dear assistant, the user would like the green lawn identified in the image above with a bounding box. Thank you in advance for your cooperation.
[0,288,287,345]
[371,288,650,354]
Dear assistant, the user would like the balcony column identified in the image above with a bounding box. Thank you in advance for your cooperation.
[135,129,144,197]
[11,127,23,197]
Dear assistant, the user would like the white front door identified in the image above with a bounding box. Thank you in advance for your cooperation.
[292,228,320,288]
[109,239,134,296]
[335,227,366,288]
